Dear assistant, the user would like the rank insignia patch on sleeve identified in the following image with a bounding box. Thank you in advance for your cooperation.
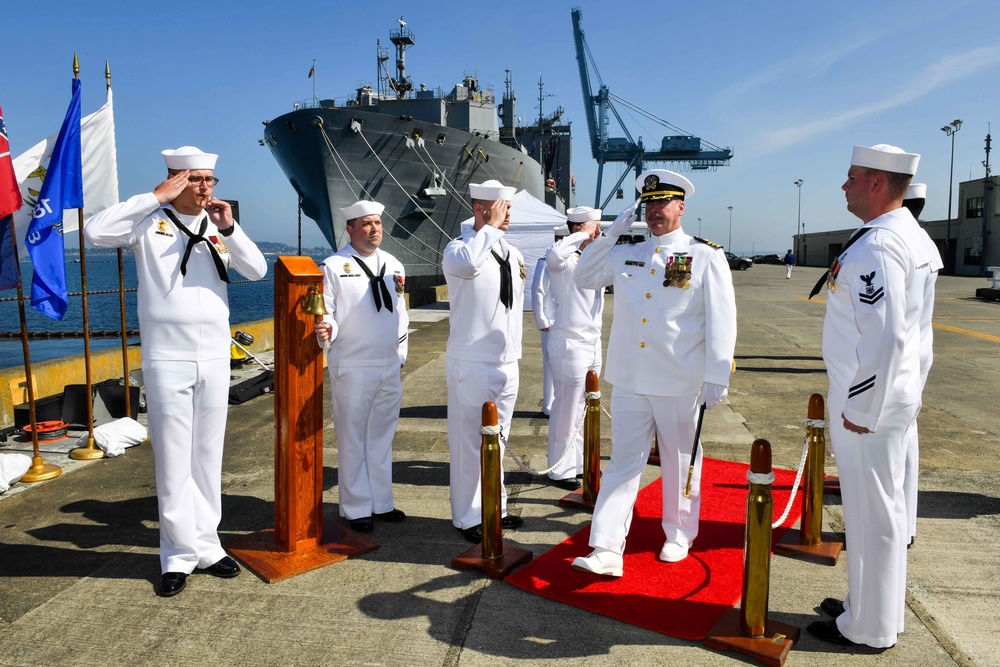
[858,271,884,304]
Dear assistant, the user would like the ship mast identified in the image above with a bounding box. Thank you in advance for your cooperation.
[388,17,415,100]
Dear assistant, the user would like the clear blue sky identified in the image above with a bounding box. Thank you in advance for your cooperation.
[2,0,997,255]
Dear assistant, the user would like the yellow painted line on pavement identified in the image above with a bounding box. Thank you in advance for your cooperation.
[933,323,1000,343]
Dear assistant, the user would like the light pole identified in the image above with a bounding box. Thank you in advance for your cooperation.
[697,217,702,237]
[942,119,962,273]
[794,179,803,265]
[727,206,733,250]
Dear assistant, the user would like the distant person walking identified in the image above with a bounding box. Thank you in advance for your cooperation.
[783,249,795,278]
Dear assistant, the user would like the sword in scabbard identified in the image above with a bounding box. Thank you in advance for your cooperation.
[683,402,707,498]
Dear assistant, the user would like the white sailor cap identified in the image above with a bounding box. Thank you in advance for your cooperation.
[850,144,920,176]
[162,146,218,170]
[340,200,385,221]
[904,183,927,201]
[636,169,694,202]
[469,179,515,201]
[566,206,602,223]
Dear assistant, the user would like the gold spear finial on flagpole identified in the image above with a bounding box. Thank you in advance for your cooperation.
[70,55,104,460]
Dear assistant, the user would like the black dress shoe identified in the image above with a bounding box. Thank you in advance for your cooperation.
[501,515,524,529]
[806,619,857,646]
[349,517,374,533]
[552,478,581,491]
[458,525,483,543]
[205,556,241,578]
[374,508,406,523]
[158,572,187,597]
[820,597,845,617]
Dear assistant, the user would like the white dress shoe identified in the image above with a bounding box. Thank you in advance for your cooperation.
[659,540,689,563]
[571,548,624,577]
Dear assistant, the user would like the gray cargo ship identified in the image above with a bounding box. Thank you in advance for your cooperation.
[263,18,574,290]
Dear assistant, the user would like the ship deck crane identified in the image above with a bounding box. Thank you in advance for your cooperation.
[571,8,733,209]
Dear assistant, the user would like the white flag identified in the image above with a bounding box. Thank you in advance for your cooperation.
[11,88,119,257]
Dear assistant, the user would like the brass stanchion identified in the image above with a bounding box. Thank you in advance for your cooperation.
[452,401,533,579]
[705,439,800,666]
[774,394,844,565]
[559,370,601,511]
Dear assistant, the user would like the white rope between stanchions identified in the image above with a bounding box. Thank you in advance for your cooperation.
[770,427,812,529]
[747,471,775,485]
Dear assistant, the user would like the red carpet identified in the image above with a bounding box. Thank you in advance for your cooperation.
[507,457,803,640]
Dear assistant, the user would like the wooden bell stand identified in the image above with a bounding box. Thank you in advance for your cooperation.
[226,256,377,582]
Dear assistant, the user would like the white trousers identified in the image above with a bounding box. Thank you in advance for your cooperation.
[903,416,919,541]
[329,362,402,520]
[540,330,554,414]
[589,389,702,554]
[143,358,231,574]
[785,264,793,278]
[546,335,601,481]
[445,358,519,529]
[829,387,917,648]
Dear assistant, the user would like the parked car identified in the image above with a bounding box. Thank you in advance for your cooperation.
[725,252,753,270]
[752,254,783,265]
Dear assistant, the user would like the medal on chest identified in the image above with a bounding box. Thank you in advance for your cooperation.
[209,236,229,254]
[518,259,526,282]
[827,258,841,292]
[394,274,405,294]
[663,253,692,289]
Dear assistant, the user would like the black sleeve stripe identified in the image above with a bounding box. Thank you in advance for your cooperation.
[848,378,876,398]
[399,334,408,343]
[850,375,876,392]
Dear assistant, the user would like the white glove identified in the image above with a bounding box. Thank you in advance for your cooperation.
[699,382,728,409]
[605,199,640,238]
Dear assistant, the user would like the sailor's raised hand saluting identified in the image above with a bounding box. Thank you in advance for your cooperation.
[153,169,190,204]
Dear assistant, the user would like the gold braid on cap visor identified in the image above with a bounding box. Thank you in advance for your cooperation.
[640,189,685,201]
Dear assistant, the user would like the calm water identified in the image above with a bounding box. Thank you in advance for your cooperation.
[0,251,328,370]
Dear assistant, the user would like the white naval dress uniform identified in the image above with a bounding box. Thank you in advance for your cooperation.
[84,193,267,574]
[531,258,555,415]
[822,206,939,648]
[443,226,524,529]
[544,231,604,482]
[904,243,939,542]
[575,226,736,554]
[319,246,408,521]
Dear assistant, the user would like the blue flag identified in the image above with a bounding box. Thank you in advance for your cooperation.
[25,78,83,320]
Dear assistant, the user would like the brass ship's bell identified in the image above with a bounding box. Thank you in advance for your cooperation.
[300,286,327,317]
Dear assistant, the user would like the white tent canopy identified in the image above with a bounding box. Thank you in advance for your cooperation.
[459,190,567,310]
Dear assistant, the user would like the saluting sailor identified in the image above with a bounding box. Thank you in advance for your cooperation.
[900,182,936,548]
[531,239,557,417]
[84,146,268,597]
[543,206,605,490]
[570,169,736,577]
[807,145,941,648]
[315,200,409,534]
[443,179,526,543]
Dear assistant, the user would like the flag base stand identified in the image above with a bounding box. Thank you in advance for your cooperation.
[558,488,596,512]
[704,608,800,667]
[20,455,62,483]
[773,529,844,566]
[225,518,378,583]
[70,438,105,461]
[452,544,533,580]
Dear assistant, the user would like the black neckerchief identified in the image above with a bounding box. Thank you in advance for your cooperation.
[353,255,393,313]
[491,248,513,310]
[808,227,872,299]
[163,209,229,283]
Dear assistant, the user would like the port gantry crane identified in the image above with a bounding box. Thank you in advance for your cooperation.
[571,8,734,210]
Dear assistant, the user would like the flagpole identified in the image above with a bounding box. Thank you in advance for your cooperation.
[9,228,62,482]
[107,59,131,420]
[312,59,317,107]
[69,53,103,461]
